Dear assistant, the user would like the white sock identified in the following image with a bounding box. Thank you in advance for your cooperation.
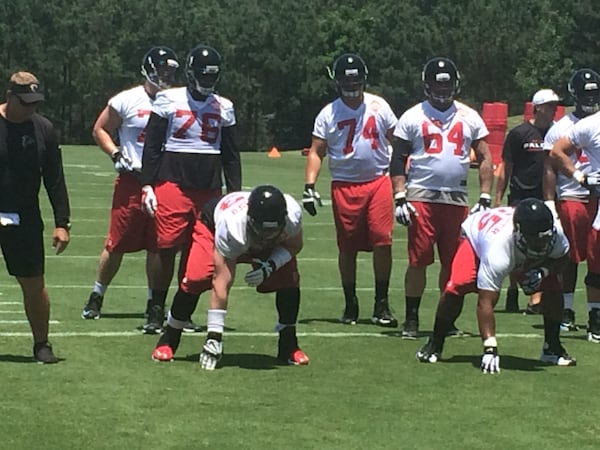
[563,293,574,310]
[147,288,153,300]
[588,302,600,311]
[207,309,227,334]
[93,281,107,296]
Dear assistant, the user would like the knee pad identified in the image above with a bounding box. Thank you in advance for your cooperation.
[585,272,600,289]
[276,287,300,325]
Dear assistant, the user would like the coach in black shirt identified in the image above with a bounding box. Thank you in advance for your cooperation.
[0,71,71,363]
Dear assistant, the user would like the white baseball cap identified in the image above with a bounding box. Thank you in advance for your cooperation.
[532,89,559,105]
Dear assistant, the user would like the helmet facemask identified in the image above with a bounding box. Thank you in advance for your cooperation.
[423,58,460,109]
[187,64,220,96]
[569,69,600,116]
[514,227,556,258]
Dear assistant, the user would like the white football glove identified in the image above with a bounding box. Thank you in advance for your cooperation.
[141,185,158,217]
[303,184,322,216]
[111,151,133,173]
[470,193,492,214]
[480,347,500,374]
[199,338,223,371]
[394,192,418,226]
[244,258,276,287]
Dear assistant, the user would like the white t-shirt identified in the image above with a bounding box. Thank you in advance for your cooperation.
[566,111,600,171]
[312,92,397,183]
[393,100,488,193]
[461,207,569,292]
[214,191,302,260]
[108,85,153,170]
[152,87,236,154]
[543,112,590,199]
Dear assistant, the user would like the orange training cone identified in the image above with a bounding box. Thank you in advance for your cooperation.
[267,146,281,158]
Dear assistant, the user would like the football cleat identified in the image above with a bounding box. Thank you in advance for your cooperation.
[182,319,203,333]
[524,302,542,315]
[340,297,359,325]
[446,323,464,337]
[371,298,398,328]
[152,345,174,362]
[81,292,103,320]
[281,348,310,366]
[33,341,58,364]
[560,308,578,332]
[539,343,576,366]
[587,308,600,343]
[401,318,419,339]
[416,337,442,363]
[142,304,164,334]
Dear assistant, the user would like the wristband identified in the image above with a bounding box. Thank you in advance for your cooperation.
[394,191,407,201]
[269,246,292,270]
[110,151,121,163]
[479,193,491,200]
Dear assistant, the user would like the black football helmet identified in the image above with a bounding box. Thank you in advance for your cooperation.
[247,185,287,245]
[568,68,600,116]
[141,46,179,89]
[513,198,556,258]
[186,45,221,96]
[422,57,460,108]
[331,53,368,98]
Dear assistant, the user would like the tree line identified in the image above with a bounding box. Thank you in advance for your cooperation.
[1,0,597,150]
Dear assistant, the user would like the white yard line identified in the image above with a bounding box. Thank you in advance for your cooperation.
[0,330,542,338]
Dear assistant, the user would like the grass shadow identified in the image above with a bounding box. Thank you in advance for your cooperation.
[444,354,546,372]
[179,352,280,370]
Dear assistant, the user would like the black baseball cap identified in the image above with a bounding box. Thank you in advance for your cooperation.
[8,72,45,103]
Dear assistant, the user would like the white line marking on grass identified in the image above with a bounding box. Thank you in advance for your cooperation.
[0,302,21,305]
[0,331,542,338]
[0,320,59,324]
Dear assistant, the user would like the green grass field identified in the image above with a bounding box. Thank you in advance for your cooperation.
[0,144,598,450]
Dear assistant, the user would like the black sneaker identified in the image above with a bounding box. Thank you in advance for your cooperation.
[560,308,578,332]
[340,297,359,325]
[401,318,418,339]
[143,304,164,334]
[416,337,442,363]
[33,341,58,364]
[81,292,103,320]
[539,342,576,366]
[505,286,519,312]
[524,302,542,315]
[371,298,398,328]
[588,308,600,343]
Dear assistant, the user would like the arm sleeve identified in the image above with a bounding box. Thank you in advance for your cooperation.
[40,121,71,228]
[389,138,412,177]
[221,125,241,192]
[140,112,168,186]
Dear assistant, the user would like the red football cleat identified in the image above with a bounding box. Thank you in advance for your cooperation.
[288,348,310,366]
[152,344,174,362]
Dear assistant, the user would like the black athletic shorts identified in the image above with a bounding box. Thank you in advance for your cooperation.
[0,212,44,277]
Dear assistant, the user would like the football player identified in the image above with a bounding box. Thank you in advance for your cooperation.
[390,57,494,338]
[82,47,179,328]
[152,185,309,369]
[496,88,559,313]
[543,69,600,332]
[139,44,241,334]
[417,199,575,372]
[303,53,398,327]
[550,77,600,344]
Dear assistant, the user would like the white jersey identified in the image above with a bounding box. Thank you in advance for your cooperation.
[152,87,236,154]
[566,111,600,172]
[393,100,488,193]
[462,207,569,292]
[543,112,590,199]
[214,191,302,260]
[312,92,397,183]
[108,85,153,170]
